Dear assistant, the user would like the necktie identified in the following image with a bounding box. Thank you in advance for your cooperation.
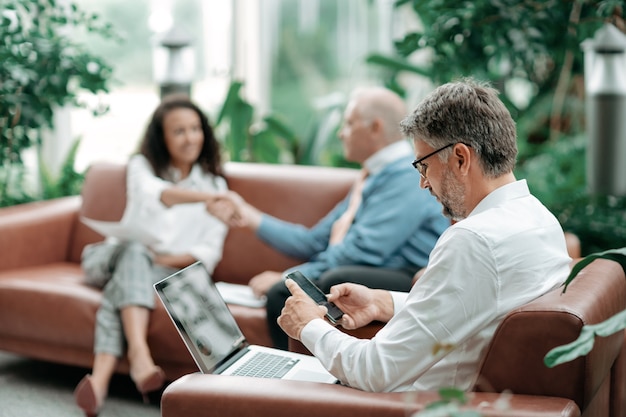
[329,169,368,245]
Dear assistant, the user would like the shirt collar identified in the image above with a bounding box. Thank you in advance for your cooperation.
[166,163,203,184]
[468,179,530,217]
[363,140,414,175]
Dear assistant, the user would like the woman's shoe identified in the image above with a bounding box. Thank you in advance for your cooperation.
[132,366,165,403]
[74,375,102,417]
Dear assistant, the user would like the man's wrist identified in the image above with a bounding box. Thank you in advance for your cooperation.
[375,289,395,322]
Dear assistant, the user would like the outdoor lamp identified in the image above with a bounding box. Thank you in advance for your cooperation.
[153,26,195,99]
[581,23,626,196]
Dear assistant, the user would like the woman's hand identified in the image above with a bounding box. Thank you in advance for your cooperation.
[152,253,196,269]
[248,271,283,298]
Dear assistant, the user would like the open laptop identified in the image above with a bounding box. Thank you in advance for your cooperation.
[154,261,338,384]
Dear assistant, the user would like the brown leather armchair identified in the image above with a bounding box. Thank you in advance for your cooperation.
[161,259,626,417]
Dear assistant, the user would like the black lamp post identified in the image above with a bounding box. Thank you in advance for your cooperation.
[155,26,195,99]
[581,23,626,196]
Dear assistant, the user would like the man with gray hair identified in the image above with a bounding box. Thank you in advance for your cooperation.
[224,86,449,350]
[277,78,571,391]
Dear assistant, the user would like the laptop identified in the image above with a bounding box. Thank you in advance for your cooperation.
[154,261,338,384]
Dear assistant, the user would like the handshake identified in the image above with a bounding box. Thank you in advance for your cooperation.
[205,192,261,229]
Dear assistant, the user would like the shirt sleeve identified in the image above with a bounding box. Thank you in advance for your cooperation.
[316,169,438,266]
[126,155,169,207]
[257,167,442,279]
[187,176,229,273]
[256,199,348,260]
[121,155,171,229]
[301,226,499,392]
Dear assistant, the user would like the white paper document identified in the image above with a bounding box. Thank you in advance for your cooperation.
[81,217,162,246]
[215,281,267,308]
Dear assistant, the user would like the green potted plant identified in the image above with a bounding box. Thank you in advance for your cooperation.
[365,1,626,253]
[0,0,118,207]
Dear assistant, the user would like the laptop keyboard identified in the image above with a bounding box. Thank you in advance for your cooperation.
[231,352,300,379]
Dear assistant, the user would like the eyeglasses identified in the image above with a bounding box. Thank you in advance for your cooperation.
[411,143,455,178]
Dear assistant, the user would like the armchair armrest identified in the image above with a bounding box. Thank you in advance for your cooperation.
[161,374,580,417]
[0,196,81,271]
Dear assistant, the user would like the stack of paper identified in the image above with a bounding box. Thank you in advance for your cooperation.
[215,281,266,308]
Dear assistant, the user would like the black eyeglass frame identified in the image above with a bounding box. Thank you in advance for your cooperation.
[411,143,455,178]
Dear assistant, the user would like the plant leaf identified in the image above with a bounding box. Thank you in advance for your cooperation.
[544,309,626,368]
[437,387,467,404]
[588,309,626,338]
[365,53,431,77]
[543,326,597,368]
[215,81,243,127]
[263,115,299,147]
[562,248,626,293]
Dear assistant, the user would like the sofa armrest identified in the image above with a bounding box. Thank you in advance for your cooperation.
[0,196,81,271]
[161,374,580,417]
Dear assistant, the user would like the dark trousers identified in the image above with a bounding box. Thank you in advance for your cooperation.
[265,265,415,350]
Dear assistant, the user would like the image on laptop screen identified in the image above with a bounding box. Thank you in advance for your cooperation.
[157,264,244,373]
[155,262,338,384]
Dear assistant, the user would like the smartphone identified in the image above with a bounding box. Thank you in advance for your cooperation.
[286,271,344,325]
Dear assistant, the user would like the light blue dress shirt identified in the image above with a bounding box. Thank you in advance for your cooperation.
[256,140,449,279]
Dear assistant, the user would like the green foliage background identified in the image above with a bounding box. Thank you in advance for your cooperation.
[3,0,626,254]
[0,0,118,206]
[366,0,626,254]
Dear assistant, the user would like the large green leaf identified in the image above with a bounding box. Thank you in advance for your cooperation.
[263,115,299,149]
[561,248,626,293]
[251,129,281,164]
[227,100,253,162]
[365,53,431,77]
[544,309,626,368]
[38,137,84,199]
[414,387,481,416]
[216,81,244,127]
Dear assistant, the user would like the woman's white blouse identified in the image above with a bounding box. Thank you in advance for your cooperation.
[120,154,228,273]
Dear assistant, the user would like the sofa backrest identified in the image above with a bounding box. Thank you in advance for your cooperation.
[71,161,358,284]
[70,162,128,263]
[475,259,626,415]
[214,162,357,284]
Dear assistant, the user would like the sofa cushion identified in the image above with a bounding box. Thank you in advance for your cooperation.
[0,262,273,380]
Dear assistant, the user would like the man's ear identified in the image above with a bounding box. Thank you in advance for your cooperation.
[454,143,472,175]
[370,117,384,135]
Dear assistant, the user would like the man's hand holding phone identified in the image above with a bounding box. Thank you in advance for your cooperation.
[277,278,331,340]
[327,283,394,330]
[285,271,344,324]
[278,271,395,340]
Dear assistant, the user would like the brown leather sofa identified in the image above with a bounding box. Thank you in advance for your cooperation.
[160,258,626,417]
[0,161,358,381]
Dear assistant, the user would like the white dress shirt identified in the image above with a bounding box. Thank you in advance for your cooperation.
[120,154,228,272]
[301,179,571,392]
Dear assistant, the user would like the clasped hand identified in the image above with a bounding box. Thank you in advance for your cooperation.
[205,192,259,227]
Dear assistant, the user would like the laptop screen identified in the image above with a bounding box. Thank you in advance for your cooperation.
[154,262,246,373]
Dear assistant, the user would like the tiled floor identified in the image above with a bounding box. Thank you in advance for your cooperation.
[0,351,162,417]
